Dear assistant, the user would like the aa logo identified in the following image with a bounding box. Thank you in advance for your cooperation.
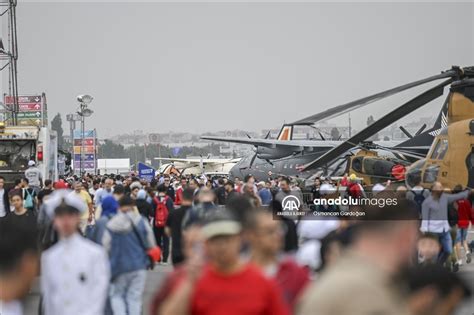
[282,195,301,211]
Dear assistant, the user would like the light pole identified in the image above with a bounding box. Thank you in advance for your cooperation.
[76,94,93,176]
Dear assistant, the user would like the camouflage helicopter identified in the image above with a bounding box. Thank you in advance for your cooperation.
[405,75,474,189]
[318,141,419,186]
[301,66,474,190]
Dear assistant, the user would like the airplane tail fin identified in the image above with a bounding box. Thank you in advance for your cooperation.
[395,97,449,152]
[276,124,294,141]
[427,96,449,136]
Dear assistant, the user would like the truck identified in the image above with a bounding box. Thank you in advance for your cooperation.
[0,123,58,188]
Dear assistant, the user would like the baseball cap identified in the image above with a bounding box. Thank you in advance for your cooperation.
[201,209,242,240]
[28,160,36,167]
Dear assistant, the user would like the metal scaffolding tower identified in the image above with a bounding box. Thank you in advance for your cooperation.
[0,0,18,125]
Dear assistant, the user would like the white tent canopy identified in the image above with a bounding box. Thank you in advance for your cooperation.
[97,158,130,175]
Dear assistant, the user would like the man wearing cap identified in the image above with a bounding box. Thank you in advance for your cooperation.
[160,208,289,315]
[40,192,110,315]
[24,160,42,193]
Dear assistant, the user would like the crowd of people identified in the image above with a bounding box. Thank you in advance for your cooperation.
[0,163,473,315]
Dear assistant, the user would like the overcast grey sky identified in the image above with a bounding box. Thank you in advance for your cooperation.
[7,1,474,137]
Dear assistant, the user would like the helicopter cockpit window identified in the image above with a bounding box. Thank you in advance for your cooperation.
[423,164,440,184]
[352,157,363,173]
[363,158,393,177]
[430,139,448,160]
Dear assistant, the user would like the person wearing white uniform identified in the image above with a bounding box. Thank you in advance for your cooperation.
[41,191,110,315]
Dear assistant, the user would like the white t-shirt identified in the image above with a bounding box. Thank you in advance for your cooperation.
[0,300,23,315]
[24,167,42,187]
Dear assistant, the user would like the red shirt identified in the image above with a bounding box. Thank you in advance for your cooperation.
[150,266,186,315]
[191,264,289,315]
[457,199,474,229]
[348,182,363,198]
[175,187,183,206]
[235,184,243,194]
[275,258,310,310]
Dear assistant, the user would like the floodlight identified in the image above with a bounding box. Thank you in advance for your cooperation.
[77,94,94,104]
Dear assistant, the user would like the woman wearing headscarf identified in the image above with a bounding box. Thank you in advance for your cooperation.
[88,196,118,245]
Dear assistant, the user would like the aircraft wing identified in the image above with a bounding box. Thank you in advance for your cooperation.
[154,157,239,165]
[200,136,335,150]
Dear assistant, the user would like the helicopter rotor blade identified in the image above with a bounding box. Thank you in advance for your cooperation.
[301,78,453,171]
[370,143,427,160]
[291,69,457,126]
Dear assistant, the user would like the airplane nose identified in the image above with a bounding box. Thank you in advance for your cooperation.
[229,164,241,179]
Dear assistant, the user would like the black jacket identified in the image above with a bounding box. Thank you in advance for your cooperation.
[136,199,153,219]
[166,186,176,201]
[215,186,226,205]
[2,188,10,214]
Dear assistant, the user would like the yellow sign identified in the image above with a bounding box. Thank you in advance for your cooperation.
[73,146,95,154]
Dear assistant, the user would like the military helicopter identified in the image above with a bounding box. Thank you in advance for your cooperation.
[406,76,474,189]
[317,142,418,186]
[301,66,474,190]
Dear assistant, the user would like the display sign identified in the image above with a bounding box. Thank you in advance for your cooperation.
[2,95,46,127]
[138,162,155,182]
[73,129,97,174]
[74,138,95,146]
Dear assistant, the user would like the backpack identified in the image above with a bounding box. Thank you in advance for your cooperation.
[410,189,427,214]
[448,203,459,227]
[154,196,169,228]
[24,189,34,209]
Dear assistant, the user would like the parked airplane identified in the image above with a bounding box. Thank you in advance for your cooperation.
[155,156,240,176]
